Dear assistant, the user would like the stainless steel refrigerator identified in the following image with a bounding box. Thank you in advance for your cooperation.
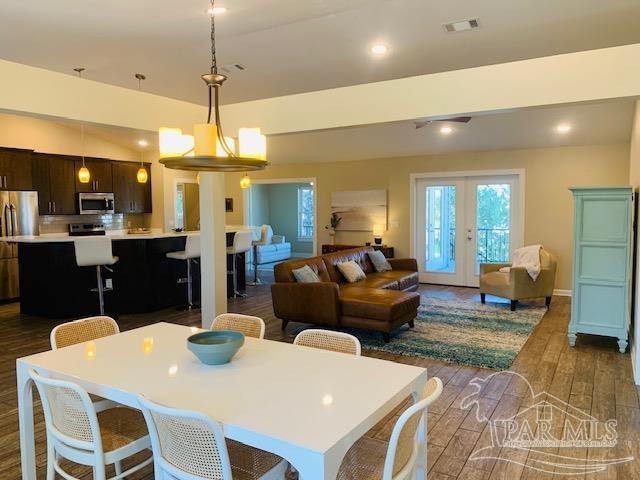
[0,191,38,301]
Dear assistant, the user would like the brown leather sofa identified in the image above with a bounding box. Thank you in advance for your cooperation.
[272,247,420,342]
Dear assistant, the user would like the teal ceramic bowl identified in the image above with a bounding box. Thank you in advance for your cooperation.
[187,330,245,365]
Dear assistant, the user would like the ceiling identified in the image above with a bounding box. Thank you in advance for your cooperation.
[68,99,635,164]
[1,0,639,104]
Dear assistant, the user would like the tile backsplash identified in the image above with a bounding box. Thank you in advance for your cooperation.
[39,214,150,234]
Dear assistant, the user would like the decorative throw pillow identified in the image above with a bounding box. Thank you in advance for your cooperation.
[292,265,320,283]
[337,260,366,283]
[368,250,392,272]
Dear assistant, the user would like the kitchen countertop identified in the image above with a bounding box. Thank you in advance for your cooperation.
[0,225,260,243]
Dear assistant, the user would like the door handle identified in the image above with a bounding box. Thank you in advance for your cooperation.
[48,201,51,214]
[3,205,10,236]
[467,229,473,240]
[52,201,56,214]
[9,204,16,236]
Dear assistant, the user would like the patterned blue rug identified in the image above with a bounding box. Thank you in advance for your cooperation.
[293,297,547,370]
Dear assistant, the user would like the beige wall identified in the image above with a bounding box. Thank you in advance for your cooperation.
[0,112,137,160]
[226,143,630,290]
[0,112,178,228]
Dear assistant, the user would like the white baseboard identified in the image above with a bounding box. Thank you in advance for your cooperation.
[553,289,572,297]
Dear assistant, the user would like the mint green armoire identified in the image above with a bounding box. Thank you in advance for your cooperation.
[568,187,633,353]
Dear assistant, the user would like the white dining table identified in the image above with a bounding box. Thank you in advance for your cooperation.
[17,322,428,480]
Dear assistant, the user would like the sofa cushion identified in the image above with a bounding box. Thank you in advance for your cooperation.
[368,250,392,272]
[337,261,366,283]
[376,270,419,291]
[255,242,292,265]
[274,256,330,283]
[339,274,399,291]
[322,247,376,283]
[292,265,321,283]
[340,288,420,322]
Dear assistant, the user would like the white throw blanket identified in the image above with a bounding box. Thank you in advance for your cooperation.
[499,244,543,281]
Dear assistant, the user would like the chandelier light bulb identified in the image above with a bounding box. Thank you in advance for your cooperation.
[238,128,267,160]
[240,174,251,189]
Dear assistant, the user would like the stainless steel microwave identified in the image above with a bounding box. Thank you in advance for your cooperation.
[78,192,115,215]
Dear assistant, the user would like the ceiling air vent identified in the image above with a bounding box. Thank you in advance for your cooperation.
[443,18,480,33]
[220,63,246,74]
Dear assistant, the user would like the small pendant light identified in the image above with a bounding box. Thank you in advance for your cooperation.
[135,75,149,183]
[137,155,148,184]
[74,67,91,184]
[78,124,91,184]
[137,139,148,184]
[240,174,251,189]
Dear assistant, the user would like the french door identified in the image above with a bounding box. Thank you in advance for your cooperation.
[415,174,521,287]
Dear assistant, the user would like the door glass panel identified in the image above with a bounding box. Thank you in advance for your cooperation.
[475,184,510,273]
[425,186,456,272]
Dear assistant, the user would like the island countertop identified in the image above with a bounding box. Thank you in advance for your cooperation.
[13,225,258,318]
[0,225,260,243]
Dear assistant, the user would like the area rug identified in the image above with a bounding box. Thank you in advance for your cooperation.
[293,297,547,370]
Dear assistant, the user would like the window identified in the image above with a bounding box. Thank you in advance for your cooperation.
[297,186,314,240]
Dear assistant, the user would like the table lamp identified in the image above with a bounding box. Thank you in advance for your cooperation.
[372,224,384,245]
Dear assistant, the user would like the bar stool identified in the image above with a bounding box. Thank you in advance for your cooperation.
[73,237,119,315]
[249,224,270,286]
[227,231,253,298]
[166,235,200,310]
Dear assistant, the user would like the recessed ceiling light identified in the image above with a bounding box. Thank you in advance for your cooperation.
[556,124,572,134]
[371,44,388,55]
[137,139,149,147]
[440,126,453,135]
[207,6,227,15]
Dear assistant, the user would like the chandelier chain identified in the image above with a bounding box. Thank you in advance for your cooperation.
[210,0,217,74]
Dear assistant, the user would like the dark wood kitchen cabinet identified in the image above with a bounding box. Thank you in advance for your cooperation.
[32,153,77,215]
[74,157,113,193]
[112,161,152,213]
[0,147,33,191]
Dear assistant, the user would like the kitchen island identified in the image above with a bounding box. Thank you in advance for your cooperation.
[3,227,258,319]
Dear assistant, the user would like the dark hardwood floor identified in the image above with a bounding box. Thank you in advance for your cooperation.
[1,276,638,479]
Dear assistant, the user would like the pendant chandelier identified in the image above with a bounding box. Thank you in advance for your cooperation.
[78,123,91,184]
[74,67,91,184]
[137,144,148,184]
[158,0,268,172]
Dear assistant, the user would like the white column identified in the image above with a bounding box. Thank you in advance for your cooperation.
[199,171,227,328]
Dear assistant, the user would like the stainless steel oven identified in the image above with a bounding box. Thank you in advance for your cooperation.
[78,192,115,215]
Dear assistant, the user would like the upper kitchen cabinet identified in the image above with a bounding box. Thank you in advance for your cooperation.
[112,161,152,214]
[32,153,77,215]
[0,147,33,191]
[74,157,113,193]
